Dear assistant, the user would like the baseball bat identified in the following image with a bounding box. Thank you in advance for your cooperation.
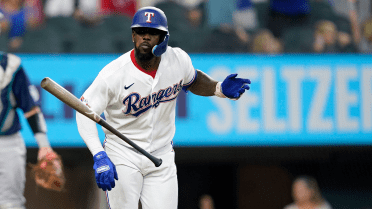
[40,77,162,167]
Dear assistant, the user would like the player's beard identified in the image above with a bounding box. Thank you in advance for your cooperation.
[135,45,154,61]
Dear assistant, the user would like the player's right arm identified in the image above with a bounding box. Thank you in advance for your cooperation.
[76,75,109,156]
[76,112,103,155]
[76,75,118,191]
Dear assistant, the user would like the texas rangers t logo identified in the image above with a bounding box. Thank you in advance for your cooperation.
[145,12,154,23]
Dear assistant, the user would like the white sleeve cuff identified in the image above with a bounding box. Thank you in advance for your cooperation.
[214,82,226,98]
[34,133,51,148]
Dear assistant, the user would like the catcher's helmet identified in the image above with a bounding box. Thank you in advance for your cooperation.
[131,6,169,57]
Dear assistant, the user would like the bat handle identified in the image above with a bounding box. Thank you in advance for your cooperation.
[152,158,162,167]
[98,120,163,167]
[130,146,163,167]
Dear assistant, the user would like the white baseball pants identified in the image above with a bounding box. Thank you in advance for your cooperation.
[104,139,178,209]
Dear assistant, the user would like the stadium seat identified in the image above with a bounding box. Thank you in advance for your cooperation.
[17,26,62,53]
[309,1,337,23]
[103,15,132,34]
[334,15,352,34]
[253,2,270,29]
[201,27,248,53]
[71,23,114,54]
[0,34,8,51]
[46,16,81,32]
[45,17,81,53]
[176,27,213,53]
[102,15,133,53]
[155,2,189,34]
[282,26,314,53]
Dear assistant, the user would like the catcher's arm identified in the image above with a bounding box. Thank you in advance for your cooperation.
[29,151,66,192]
[26,107,66,192]
[24,106,55,160]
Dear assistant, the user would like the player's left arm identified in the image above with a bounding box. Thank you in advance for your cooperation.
[187,70,251,100]
[187,70,217,96]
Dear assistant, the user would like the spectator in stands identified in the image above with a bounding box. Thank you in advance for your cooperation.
[139,0,164,8]
[184,0,210,52]
[177,0,207,30]
[155,0,207,30]
[44,0,103,27]
[343,0,372,53]
[44,0,76,17]
[283,175,332,209]
[187,5,203,28]
[318,0,369,52]
[334,15,358,52]
[313,20,337,53]
[141,0,205,9]
[251,29,283,54]
[267,0,311,38]
[73,0,103,27]
[232,0,257,47]
[24,0,45,29]
[361,17,372,53]
[198,194,215,209]
[328,0,370,43]
[206,0,234,28]
[100,0,137,17]
[313,19,356,53]
[0,0,28,51]
[204,0,258,52]
[176,0,205,10]
[233,0,258,31]
[206,0,257,30]
[202,23,249,53]
[329,0,370,20]
[153,0,209,52]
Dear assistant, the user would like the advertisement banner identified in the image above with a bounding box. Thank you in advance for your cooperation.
[17,54,372,147]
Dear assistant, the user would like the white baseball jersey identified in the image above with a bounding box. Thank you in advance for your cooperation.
[79,46,196,153]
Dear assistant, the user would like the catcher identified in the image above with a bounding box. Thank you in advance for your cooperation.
[0,12,65,208]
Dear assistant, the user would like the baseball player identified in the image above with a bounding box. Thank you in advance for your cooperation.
[76,6,251,209]
[0,43,59,208]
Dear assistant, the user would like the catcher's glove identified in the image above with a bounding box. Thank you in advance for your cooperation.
[29,151,66,192]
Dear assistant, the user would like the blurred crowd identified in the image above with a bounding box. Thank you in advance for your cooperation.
[197,176,332,209]
[0,0,371,54]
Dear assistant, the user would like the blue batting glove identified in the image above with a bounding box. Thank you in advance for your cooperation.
[93,151,118,191]
[221,73,251,99]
